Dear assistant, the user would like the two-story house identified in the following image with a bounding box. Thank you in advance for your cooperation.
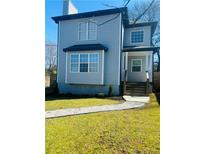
[52,3,159,96]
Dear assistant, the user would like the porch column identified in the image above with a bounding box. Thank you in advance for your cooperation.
[145,54,149,71]
[125,52,128,70]
[146,54,152,71]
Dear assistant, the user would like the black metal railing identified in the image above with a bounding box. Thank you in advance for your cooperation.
[123,70,128,95]
[146,71,150,94]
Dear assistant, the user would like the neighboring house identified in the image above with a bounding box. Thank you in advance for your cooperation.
[45,43,57,70]
[52,2,159,96]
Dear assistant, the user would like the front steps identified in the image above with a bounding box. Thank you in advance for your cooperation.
[124,82,148,96]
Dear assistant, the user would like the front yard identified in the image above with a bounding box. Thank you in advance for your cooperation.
[46,94,160,153]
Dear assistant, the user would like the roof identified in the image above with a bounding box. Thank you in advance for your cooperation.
[52,7,128,25]
[63,44,108,52]
[123,46,160,52]
[124,21,158,35]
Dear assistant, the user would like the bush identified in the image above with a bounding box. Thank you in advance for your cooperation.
[96,93,105,98]
[108,85,113,96]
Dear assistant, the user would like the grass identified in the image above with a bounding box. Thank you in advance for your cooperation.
[46,93,160,154]
[45,98,121,111]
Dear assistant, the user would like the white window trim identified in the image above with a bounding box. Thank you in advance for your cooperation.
[130,29,144,45]
[131,59,142,72]
[101,50,104,85]
[70,52,99,73]
[78,20,97,41]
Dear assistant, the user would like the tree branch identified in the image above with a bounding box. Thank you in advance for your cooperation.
[133,0,155,23]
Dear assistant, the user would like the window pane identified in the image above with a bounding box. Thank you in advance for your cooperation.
[71,64,78,72]
[88,22,96,31]
[79,32,86,40]
[132,66,141,72]
[88,31,96,40]
[80,63,88,72]
[131,31,144,43]
[80,54,88,63]
[79,23,86,32]
[88,22,96,40]
[71,55,79,72]
[133,60,141,66]
[71,55,78,63]
[89,63,98,72]
[90,54,98,63]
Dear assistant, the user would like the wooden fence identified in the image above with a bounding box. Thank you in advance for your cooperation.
[153,72,160,90]
[45,74,57,95]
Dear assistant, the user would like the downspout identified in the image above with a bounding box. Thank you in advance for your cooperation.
[119,13,123,95]
[56,23,59,84]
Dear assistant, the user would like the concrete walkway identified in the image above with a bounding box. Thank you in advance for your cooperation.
[46,99,147,119]
[123,95,150,103]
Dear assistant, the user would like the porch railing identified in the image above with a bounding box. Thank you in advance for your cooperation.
[146,71,150,94]
[123,70,128,95]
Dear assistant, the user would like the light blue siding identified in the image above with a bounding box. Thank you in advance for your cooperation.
[58,83,120,95]
[57,13,122,95]
[124,26,152,46]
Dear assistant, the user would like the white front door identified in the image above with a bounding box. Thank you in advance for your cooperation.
[127,56,146,82]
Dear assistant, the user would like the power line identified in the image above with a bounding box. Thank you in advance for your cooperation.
[133,0,155,23]
[98,0,131,27]
[124,0,131,7]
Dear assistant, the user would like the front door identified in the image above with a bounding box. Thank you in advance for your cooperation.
[127,56,146,82]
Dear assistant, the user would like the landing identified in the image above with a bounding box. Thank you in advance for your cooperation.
[123,95,149,103]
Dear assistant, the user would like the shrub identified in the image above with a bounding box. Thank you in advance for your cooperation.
[97,93,105,98]
[108,85,113,96]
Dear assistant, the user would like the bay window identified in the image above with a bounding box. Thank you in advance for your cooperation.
[70,53,99,73]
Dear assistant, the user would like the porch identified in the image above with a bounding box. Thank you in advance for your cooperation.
[121,46,159,96]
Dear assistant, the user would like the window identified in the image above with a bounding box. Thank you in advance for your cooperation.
[71,54,79,72]
[131,59,142,72]
[78,23,87,41]
[89,53,98,72]
[131,31,144,43]
[78,21,97,41]
[80,54,88,72]
[70,53,99,73]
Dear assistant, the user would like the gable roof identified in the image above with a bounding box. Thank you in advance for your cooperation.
[63,44,108,52]
[125,21,158,35]
[52,7,128,25]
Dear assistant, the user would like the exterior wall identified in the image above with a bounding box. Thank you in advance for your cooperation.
[58,83,119,95]
[124,26,152,47]
[57,13,122,95]
[126,52,153,82]
[65,50,103,85]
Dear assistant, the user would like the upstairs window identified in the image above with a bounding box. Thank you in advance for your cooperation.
[78,21,97,41]
[131,31,144,43]
[78,23,87,41]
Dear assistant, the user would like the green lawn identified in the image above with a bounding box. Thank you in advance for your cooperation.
[45,98,121,111]
[46,94,160,154]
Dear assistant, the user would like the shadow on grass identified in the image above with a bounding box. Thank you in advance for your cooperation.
[45,93,123,101]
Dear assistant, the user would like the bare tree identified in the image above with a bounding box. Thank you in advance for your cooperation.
[45,42,57,74]
[129,0,160,70]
